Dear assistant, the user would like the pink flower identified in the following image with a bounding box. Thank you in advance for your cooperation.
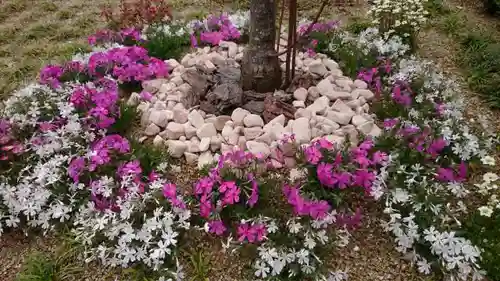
[199,194,212,218]
[333,171,352,189]
[208,220,226,236]
[304,145,322,165]
[317,163,335,187]
[237,223,255,243]
[251,224,267,242]
[162,183,177,199]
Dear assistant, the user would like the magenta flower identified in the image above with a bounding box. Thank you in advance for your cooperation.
[237,223,255,243]
[68,157,85,183]
[252,224,267,242]
[384,118,399,130]
[208,220,226,236]
[247,173,259,207]
[317,163,335,187]
[304,145,322,165]
[140,91,153,101]
[353,170,375,192]
[333,171,352,189]
[199,194,212,218]
[162,183,177,199]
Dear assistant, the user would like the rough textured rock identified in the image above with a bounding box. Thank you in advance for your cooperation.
[202,83,243,115]
[263,95,296,123]
[306,96,329,115]
[149,110,172,127]
[242,100,265,114]
[352,89,375,100]
[308,60,328,76]
[292,117,311,144]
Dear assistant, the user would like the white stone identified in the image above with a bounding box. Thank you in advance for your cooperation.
[243,127,264,140]
[243,114,264,127]
[335,78,354,90]
[187,138,200,153]
[331,99,355,116]
[231,108,250,126]
[362,103,370,112]
[255,132,272,145]
[215,115,231,131]
[308,59,328,76]
[153,135,164,146]
[222,125,233,138]
[316,78,334,98]
[269,123,285,142]
[246,141,271,158]
[306,96,330,115]
[330,68,343,77]
[210,135,223,151]
[199,137,211,152]
[307,86,320,102]
[165,122,185,139]
[294,108,312,119]
[346,99,362,109]
[368,125,382,138]
[184,152,199,164]
[323,58,339,70]
[149,110,172,127]
[196,123,217,139]
[184,123,197,139]
[159,82,177,95]
[351,115,369,126]
[173,108,188,123]
[353,79,368,89]
[208,52,226,66]
[238,136,247,150]
[166,59,180,69]
[357,121,375,135]
[352,89,375,100]
[292,117,311,144]
[171,76,183,86]
[323,135,345,147]
[166,140,187,158]
[145,123,160,136]
[264,114,286,131]
[203,60,216,73]
[198,151,214,169]
[293,87,308,101]
[220,41,238,58]
[127,92,140,106]
[188,110,204,128]
[325,111,352,125]
[293,100,305,108]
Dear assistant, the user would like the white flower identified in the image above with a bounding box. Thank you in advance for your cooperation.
[481,156,496,166]
[417,258,431,274]
[478,206,493,217]
[254,261,270,278]
[483,172,499,183]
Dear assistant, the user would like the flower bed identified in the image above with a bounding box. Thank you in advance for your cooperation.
[1,6,499,281]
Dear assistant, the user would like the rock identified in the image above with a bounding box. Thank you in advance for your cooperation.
[357,121,375,135]
[246,141,271,158]
[231,108,251,126]
[352,89,375,100]
[166,59,180,69]
[165,122,185,139]
[142,79,168,93]
[269,123,285,141]
[293,100,305,108]
[346,99,362,109]
[308,59,328,76]
[368,125,382,138]
[323,58,339,70]
[187,138,201,153]
[323,135,345,147]
[243,114,264,127]
[149,110,172,127]
[215,65,241,84]
[214,115,231,131]
[198,151,214,169]
[326,111,352,125]
[238,136,247,150]
[159,82,177,95]
[199,137,211,152]
[362,103,370,112]
[331,99,355,116]
[203,83,244,115]
[353,79,368,89]
[265,114,286,128]
[255,132,272,145]
[208,52,225,66]
[306,96,330,115]
[351,115,369,126]
[197,123,217,139]
[270,159,283,169]
[284,157,297,168]
[294,108,312,119]
[184,123,197,139]
[127,92,140,106]
[166,140,187,158]
[210,135,223,151]
[153,135,164,147]
[330,68,343,77]
[307,86,320,102]
[316,78,334,97]
[171,76,184,86]
[222,125,233,139]
[292,117,311,144]
[201,60,216,73]
[145,123,161,136]
[188,110,205,128]
[293,87,308,101]
[220,41,238,58]
[335,78,354,90]
[242,101,265,114]
[263,95,296,123]
[243,127,264,140]
[154,101,168,110]
[181,69,209,107]
[184,152,199,164]
[173,108,188,123]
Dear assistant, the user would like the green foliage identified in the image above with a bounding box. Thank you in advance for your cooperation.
[142,24,191,61]
[441,12,465,36]
[129,139,170,176]
[459,33,500,108]
[346,20,374,35]
[16,240,83,281]
[424,0,449,16]
[108,102,139,136]
[187,251,210,281]
[463,210,500,280]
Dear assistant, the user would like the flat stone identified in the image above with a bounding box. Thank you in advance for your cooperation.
[331,99,355,116]
[293,100,305,108]
[243,127,264,140]
[306,96,330,115]
[231,108,251,126]
[184,152,199,164]
[294,108,312,119]
[243,114,264,127]
[165,122,185,139]
[198,151,214,169]
[307,86,320,102]
[352,89,375,100]
[187,138,201,153]
[210,135,223,151]
[196,123,217,139]
[293,87,308,101]
[173,108,188,123]
[264,114,286,130]
[255,132,272,145]
[246,141,271,158]
[188,110,205,129]
[308,59,328,76]
[215,115,232,131]
[166,140,187,158]
[357,121,375,135]
[149,110,172,127]
[145,123,161,136]
[184,123,197,139]
[323,58,339,70]
[292,117,311,144]
[199,137,211,152]
[153,135,164,147]
[325,111,352,125]
[353,79,368,89]
[352,115,369,126]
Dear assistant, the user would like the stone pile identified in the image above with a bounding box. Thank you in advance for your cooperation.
[132,42,382,169]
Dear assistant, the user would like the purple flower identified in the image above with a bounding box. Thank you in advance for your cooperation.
[317,163,335,188]
[208,220,226,236]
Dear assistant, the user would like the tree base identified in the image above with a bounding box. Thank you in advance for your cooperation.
[241,47,282,93]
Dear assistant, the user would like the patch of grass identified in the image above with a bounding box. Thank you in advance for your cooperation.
[22,22,60,42]
[187,250,210,281]
[441,12,465,36]
[458,32,500,108]
[143,24,191,61]
[16,239,83,281]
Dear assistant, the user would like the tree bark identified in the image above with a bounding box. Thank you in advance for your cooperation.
[241,0,282,93]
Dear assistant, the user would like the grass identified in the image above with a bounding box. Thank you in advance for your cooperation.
[0,0,109,100]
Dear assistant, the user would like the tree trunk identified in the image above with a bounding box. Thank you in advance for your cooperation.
[241,0,282,93]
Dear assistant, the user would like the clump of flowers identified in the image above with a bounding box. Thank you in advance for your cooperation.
[0,119,24,161]
[101,0,172,29]
[189,13,242,47]
[88,28,142,46]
